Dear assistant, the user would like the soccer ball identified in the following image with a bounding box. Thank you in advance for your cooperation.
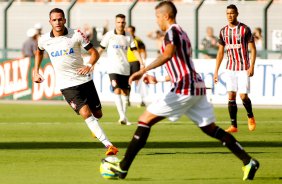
[100,156,120,179]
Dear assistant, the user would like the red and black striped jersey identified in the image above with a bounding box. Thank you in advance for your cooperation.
[218,22,254,71]
[161,24,206,96]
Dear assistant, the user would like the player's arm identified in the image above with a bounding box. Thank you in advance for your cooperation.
[138,40,147,60]
[129,43,175,84]
[98,47,105,56]
[248,41,256,77]
[214,44,224,84]
[143,74,170,84]
[132,49,145,68]
[77,47,100,75]
[33,49,45,83]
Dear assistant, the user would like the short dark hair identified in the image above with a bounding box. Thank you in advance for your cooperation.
[127,25,135,32]
[49,8,65,18]
[227,4,238,13]
[155,0,177,19]
[116,14,126,19]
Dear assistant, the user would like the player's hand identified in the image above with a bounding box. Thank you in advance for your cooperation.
[77,65,91,75]
[247,66,254,77]
[143,74,157,84]
[33,73,44,83]
[213,72,218,84]
[129,70,145,85]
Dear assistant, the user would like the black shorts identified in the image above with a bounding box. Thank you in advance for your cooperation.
[129,61,140,75]
[61,80,101,115]
[108,73,130,90]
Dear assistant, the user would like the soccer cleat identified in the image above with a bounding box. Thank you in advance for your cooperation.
[118,119,132,126]
[225,125,238,133]
[137,101,146,108]
[102,159,128,179]
[248,117,256,131]
[105,145,119,156]
[242,159,260,180]
[91,132,96,138]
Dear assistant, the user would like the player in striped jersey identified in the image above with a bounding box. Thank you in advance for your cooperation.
[104,1,259,180]
[214,4,256,133]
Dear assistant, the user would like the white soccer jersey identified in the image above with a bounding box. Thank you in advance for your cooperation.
[38,28,92,89]
[100,30,136,75]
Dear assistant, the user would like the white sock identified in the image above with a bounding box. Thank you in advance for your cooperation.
[114,94,125,120]
[121,95,128,115]
[137,81,145,103]
[85,115,112,147]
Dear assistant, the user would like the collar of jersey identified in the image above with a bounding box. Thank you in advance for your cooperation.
[50,27,68,37]
[114,29,125,36]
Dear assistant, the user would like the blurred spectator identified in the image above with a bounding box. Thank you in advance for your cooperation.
[22,28,38,58]
[200,26,218,59]
[253,27,263,57]
[92,20,109,48]
[82,24,94,44]
[147,29,165,55]
[34,23,43,37]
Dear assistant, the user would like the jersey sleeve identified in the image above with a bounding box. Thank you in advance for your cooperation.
[245,26,254,43]
[129,35,137,50]
[136,38,146,50]
[164,27,179,46]
[76,29,93,50]
[218,29,225,46]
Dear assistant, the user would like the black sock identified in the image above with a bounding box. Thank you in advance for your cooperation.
[228,100,238,127]
[120,123,151,171]
[214,127,251,165]
[242,98,254,118]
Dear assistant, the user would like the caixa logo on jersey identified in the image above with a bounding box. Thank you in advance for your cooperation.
[112,45,128,50]
[50,48,74,57]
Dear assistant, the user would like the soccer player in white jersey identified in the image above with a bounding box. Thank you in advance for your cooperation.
[98,14,144,125]
[214,4,257,133]
[104,1,259,180]
[33,8,118,156]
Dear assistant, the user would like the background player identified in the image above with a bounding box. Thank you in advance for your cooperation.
[214,4,257,133]
[33,8,118,155]
[98,14,144,125]
[126,25,147,107]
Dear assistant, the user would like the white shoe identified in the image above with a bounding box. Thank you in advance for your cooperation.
[118,118,132,126]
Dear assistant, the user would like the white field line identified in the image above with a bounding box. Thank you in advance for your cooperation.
[0,120,281,125]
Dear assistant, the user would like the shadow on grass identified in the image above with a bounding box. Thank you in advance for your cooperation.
[0,141,281,150]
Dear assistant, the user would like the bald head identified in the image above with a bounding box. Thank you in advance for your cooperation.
[155,1,177,19]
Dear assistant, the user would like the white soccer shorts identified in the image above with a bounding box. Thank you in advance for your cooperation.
[147,92,215,127]
[225,70,250,94]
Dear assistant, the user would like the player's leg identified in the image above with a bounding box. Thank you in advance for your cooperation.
[128,61,140,106]
[118,75,131,125]
[225,70,238,132]
[200,123,259,180]
[227,91,238,132]
[109,74,127,124]
[107,111,163,179]
[61,81,117,155]
[83,80,119,155]
[238,71,255,131]
[79,105,117,155]
[188,96,259,180]
[119,111,164,171]
[110,92,185,179]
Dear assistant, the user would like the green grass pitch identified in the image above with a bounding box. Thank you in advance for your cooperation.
[0,103,281,184]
